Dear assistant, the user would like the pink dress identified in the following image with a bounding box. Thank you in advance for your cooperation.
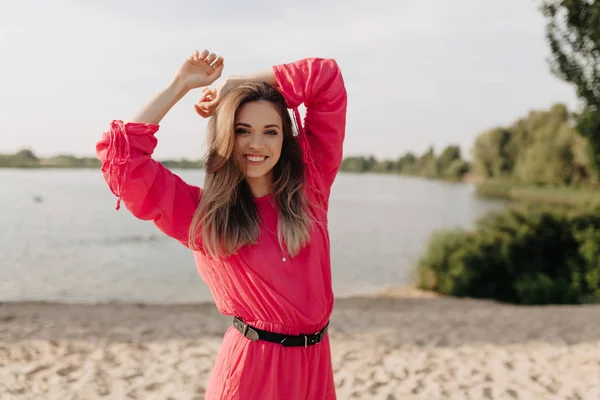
[96,58,347,399]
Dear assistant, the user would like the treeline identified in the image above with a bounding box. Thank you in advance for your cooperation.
[0,149,204,169]
[2,145,473,182]
[334,101,598,188]
[339,145,471,182]
[0,149,102,168]
[2,102,593,188]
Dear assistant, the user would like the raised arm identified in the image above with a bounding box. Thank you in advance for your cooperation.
[272,58,347,193]
[96,49,223,248]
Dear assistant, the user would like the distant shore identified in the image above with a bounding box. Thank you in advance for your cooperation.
[2,287,598,399]
[6,165,600,208]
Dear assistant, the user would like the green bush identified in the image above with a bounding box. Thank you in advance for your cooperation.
[415,205,600,304]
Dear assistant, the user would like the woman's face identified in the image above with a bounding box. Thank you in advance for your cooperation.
[234,100,284,188]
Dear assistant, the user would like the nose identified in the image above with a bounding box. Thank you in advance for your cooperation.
[248,133,265,150]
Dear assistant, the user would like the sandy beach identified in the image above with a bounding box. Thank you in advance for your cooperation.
[1,288,599,399]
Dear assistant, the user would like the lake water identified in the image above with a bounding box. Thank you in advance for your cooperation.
[0,169,507,304]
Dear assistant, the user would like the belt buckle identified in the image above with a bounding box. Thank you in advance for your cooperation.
[312,330,321,346]
[245,328,260,341]
[316,324,328,344]
[235,317,259,342]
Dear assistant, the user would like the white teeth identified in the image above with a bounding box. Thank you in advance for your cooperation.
[247,156,266,162]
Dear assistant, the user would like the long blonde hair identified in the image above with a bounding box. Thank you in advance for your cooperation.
[188,82,314,259]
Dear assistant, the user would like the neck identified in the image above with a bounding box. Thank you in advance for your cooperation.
[246,172,273,198]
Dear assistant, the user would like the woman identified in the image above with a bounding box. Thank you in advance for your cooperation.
[96,48,347,399]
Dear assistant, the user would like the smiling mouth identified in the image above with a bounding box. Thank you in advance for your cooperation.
[246,155,268,165]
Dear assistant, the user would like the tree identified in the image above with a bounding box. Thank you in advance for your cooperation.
[471,127,513,179]
[541,0,600,172]
[15,149,38,161]
[471,103,594,185]
[416,146,438,178]
[437,145,462,169]
[395,153,417,174]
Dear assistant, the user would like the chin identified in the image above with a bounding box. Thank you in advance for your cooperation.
[245,171,271,179]
[245,165,275,180]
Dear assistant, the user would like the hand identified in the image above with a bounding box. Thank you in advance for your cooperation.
[194,78,237,118]
[173,49,224,92]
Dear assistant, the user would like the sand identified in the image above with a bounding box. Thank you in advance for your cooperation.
[1,288,599,399]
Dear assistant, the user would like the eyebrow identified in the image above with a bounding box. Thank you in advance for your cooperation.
[235,123,281,129]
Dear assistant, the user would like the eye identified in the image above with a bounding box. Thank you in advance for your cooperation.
[265,130,279,136]
[235,128,249,135]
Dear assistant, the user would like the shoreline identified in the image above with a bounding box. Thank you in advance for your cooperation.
[0,284,425,308]
[2,287,599,399]
[2,283,593,307]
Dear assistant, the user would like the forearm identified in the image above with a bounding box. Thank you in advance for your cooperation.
[227,67,277,87]
[130,78,189,125]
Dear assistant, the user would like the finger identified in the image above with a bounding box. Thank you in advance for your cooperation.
[194,104,209,117]
[205,52,217,65]
[199,94,212,103]
[203,88,216,98]
[192,49,199,61]
[199,89,213,101]
[199,49,209,59]
[211,56,224,69]
[206,99,219,110]
[212,62,224,76]
[194,103,208,117]
[200,101,213,110]
[194,103,212,118]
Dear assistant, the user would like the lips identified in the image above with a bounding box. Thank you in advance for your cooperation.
[246,155,266,162]
[245,154,269,166]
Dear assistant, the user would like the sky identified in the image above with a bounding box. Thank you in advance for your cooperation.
[0,0,581,161]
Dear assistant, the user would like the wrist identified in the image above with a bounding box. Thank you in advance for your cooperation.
[169,77,192,97]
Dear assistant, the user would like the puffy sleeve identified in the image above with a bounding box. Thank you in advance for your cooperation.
[272,58,347,202]
[96,120,201,248]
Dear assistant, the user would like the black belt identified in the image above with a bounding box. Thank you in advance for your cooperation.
[232,316,329,348]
